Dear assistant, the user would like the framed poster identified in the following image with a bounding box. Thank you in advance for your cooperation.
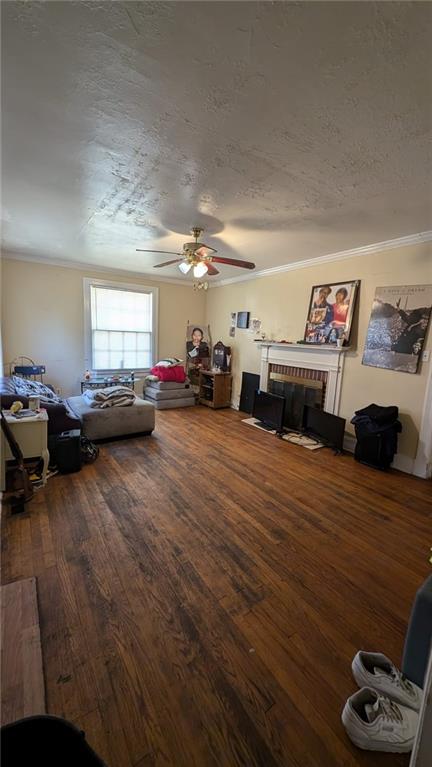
[362,285,432,373]
[304,281,359,345]
[186,323,211,388]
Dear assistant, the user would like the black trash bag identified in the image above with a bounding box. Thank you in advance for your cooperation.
[351,403,402,470]
[81,435,99,464]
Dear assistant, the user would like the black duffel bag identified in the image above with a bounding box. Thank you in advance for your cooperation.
[351,403,402,470]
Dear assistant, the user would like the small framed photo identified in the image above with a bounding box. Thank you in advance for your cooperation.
[237,311,250,329]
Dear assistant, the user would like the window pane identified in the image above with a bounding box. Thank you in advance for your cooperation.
[137,350,152,368]
[122,351,137,368]
[124,332,136,351]
[137,332,151,351]
[93,330,109,350]
[110,351,124,369]
[109,331,123,351]
[93,351,110,369]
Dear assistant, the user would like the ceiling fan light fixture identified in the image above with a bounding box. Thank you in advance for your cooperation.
[193,262,208,278]
[178,261,192,274]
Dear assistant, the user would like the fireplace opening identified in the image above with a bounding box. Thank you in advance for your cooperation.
[268,365,327,431]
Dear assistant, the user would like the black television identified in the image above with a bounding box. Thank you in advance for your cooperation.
[302,405,346,452]
[252,390,286,433]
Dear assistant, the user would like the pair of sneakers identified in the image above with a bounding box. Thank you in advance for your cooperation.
[341,651,422,753]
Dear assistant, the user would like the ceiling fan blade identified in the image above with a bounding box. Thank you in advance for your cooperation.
[211,256,255,270]
[206,263,220,276]
[195,245,217,258]
[153,259,183,268]
[136,249,183,255]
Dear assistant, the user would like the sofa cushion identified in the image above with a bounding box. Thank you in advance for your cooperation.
[144,387,195,401]
[67,395,155,441]
[146,380,191,391]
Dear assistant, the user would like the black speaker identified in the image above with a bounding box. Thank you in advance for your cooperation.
[49,430,82,474]
[239,372,260,414]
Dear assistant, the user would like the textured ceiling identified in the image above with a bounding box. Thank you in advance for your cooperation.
[1,1,431,280]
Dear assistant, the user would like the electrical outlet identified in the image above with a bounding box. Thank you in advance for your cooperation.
[422,350,430,363]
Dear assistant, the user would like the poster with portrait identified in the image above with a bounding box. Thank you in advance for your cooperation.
[362,285,432,374]
[304,281,359,345]
[186,322,211,387]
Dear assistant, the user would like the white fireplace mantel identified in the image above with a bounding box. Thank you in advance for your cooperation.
[258,342,349,415]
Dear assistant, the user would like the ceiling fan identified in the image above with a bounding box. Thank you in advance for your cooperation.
[136,226,255,277]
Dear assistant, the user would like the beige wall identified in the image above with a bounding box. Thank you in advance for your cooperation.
[206,242,432,462]
[2,245,431,465]
[1,258,206,397]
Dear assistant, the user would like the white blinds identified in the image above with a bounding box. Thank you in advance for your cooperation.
[90,286,153,370]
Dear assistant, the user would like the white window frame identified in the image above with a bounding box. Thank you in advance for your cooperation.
[83,278,158,374]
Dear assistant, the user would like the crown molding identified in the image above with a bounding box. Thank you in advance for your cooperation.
[0,250,190,287]
[2,229,431,289]
[210,230,432,288]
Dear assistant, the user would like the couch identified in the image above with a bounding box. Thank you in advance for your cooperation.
[0,376,81,435]
[67,395,155,441]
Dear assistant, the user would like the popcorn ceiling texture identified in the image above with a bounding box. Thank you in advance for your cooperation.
[1,1,431,277]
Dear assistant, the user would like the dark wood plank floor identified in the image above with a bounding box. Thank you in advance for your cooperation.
[1,407,431,766]
[1,577,46,725]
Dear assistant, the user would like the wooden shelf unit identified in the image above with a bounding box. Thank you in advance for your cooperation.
[199,370,232,409]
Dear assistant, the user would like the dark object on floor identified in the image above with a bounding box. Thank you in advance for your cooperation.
[239,372,260,414]
[81,435,99,464]
[48,430,82,474]
[402,574,432,688]
[1,715,107,766]
[351,403,402,470]
[302,405,346,453]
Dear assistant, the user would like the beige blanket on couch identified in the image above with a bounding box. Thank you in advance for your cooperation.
[82,386,136,409]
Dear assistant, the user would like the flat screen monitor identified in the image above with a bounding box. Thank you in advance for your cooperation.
[302,405,346,452]
[252,390,286,432]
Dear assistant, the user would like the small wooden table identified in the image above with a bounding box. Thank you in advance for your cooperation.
[1,410,49,491]
[199,371,232,409]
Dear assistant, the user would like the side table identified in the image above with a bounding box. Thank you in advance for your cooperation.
[1,410,50,491]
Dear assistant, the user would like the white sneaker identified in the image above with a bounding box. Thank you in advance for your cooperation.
[352,651,422,711]
[342,687,419,752]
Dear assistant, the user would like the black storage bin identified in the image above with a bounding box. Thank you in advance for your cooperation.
[351,403,402,470]
[49,429,82,474]
[1,715,107,766]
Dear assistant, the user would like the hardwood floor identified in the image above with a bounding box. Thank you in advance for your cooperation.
[1,407,431,766]
[1,577,46,725]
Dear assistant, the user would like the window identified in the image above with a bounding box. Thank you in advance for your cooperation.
[84,279,158,372]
